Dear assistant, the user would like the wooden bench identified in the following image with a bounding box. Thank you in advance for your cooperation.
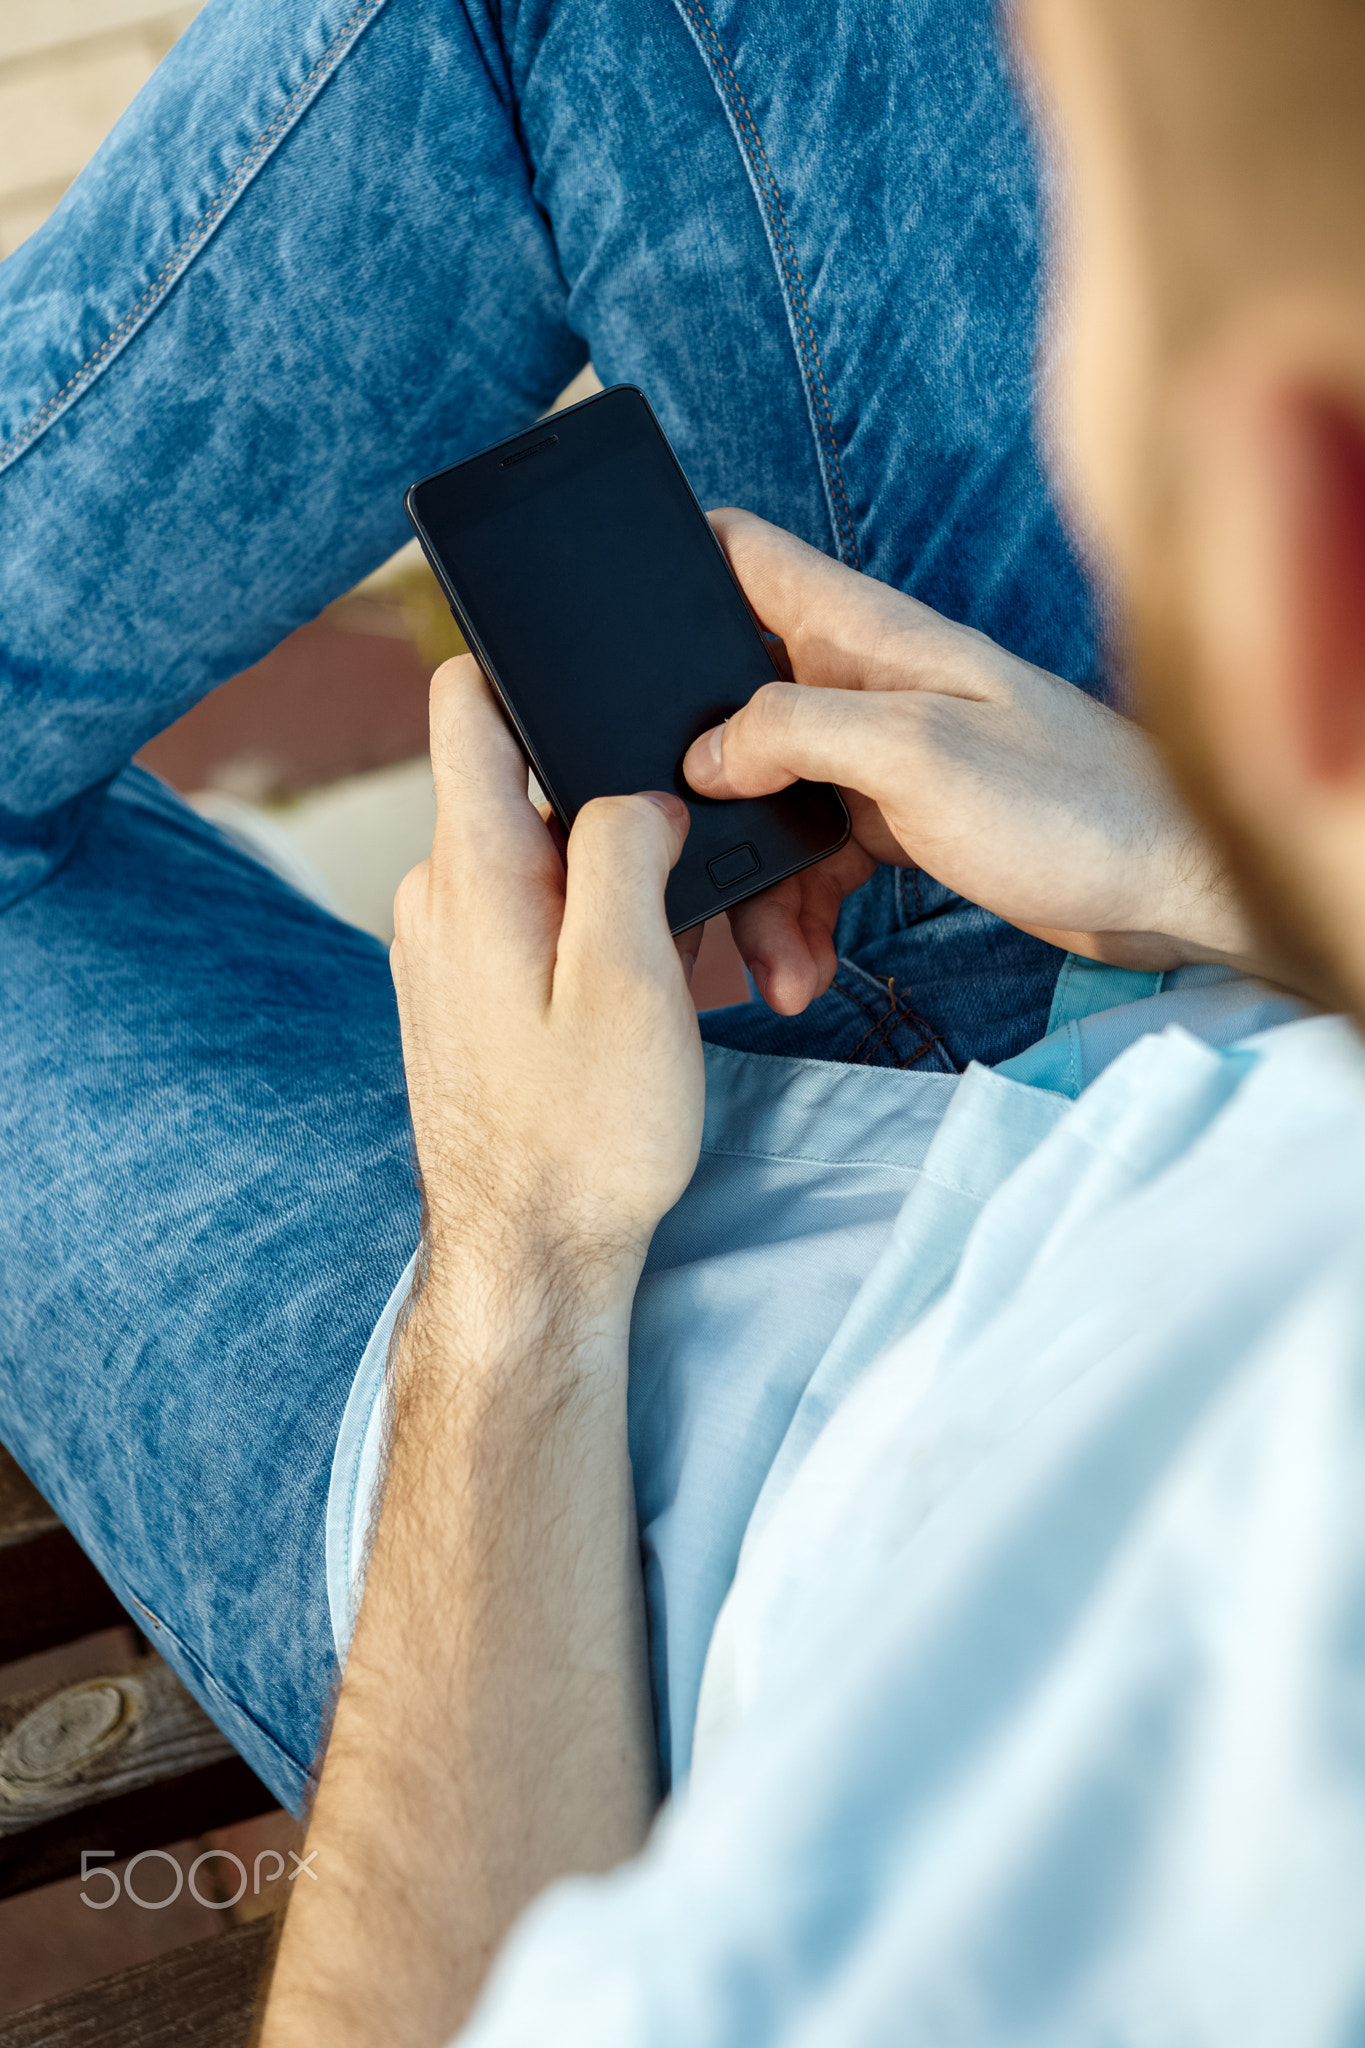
[0,1445,280,2041]
[1,1919,273,2047]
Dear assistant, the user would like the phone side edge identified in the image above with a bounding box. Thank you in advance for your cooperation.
[403,486,574,831]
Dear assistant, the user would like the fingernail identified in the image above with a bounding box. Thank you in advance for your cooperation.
[686,726,723,783]
[641,791,687,818]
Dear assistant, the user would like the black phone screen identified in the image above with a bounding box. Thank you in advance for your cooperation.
[405,384,849,932]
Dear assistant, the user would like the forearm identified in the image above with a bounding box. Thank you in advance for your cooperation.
[1018,916,1281,978]
[1017,827,1268,974]
[261,1246,658,2048]
[1015,782,1295,984]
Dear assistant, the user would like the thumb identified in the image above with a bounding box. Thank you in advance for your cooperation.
[683,681,888,801]
[555,791,691,991]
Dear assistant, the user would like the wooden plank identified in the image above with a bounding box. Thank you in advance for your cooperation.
[0,1753,280,1901]
[0,1915,273,2047]
[0,1446,128,1665]
[0,1527,130,1664]
[0,1662,276,1889]
[0,1655,279,1897]
[0,1657,236,1835]
[0,1455,279,1901]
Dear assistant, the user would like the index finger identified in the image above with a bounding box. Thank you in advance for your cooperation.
[427,657,559,874]
[425,657,569,978]
[707,508,852,650]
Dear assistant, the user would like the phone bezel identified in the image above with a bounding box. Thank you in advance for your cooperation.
[405,384,851,934]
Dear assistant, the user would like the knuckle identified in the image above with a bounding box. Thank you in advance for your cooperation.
[580,792,649,836]
[391,862,427,940]
[747,680,799,745]
[750,679,792,725]
[430,652,478,692]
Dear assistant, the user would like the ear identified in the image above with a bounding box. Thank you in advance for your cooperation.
[1268,389,1365,784]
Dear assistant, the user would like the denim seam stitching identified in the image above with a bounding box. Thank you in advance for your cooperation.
[832,963,911,1063]
[126,1586,311,1782]
[0,0,390,476]
[834,960,956,1073]
[672,0,861,569]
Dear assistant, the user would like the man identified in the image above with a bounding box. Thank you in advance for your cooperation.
[0,0,1096,1821]
[0,0,1357,2040]
[256,0,1365,2039]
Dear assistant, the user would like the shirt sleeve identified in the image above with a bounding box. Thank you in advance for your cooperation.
[455,1255,1365,2047]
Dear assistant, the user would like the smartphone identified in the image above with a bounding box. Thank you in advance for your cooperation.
[404,384,850,934]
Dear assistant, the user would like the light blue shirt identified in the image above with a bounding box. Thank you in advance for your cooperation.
[328,962,1365,2043]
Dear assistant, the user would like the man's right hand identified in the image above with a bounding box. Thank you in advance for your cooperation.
[684,510,1261,1014]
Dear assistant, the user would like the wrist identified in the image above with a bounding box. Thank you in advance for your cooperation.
[428,1208,643,1310]
[410,1137,660,1310]
[398,1225,639,1400]
[1142,821,1259,965]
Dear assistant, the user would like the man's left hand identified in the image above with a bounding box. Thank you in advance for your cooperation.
[391,654,705,1307]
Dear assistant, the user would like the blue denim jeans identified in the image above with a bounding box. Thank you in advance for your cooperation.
[0,0,1098,1807]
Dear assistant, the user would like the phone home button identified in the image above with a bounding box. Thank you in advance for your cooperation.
[707,842,761,890]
